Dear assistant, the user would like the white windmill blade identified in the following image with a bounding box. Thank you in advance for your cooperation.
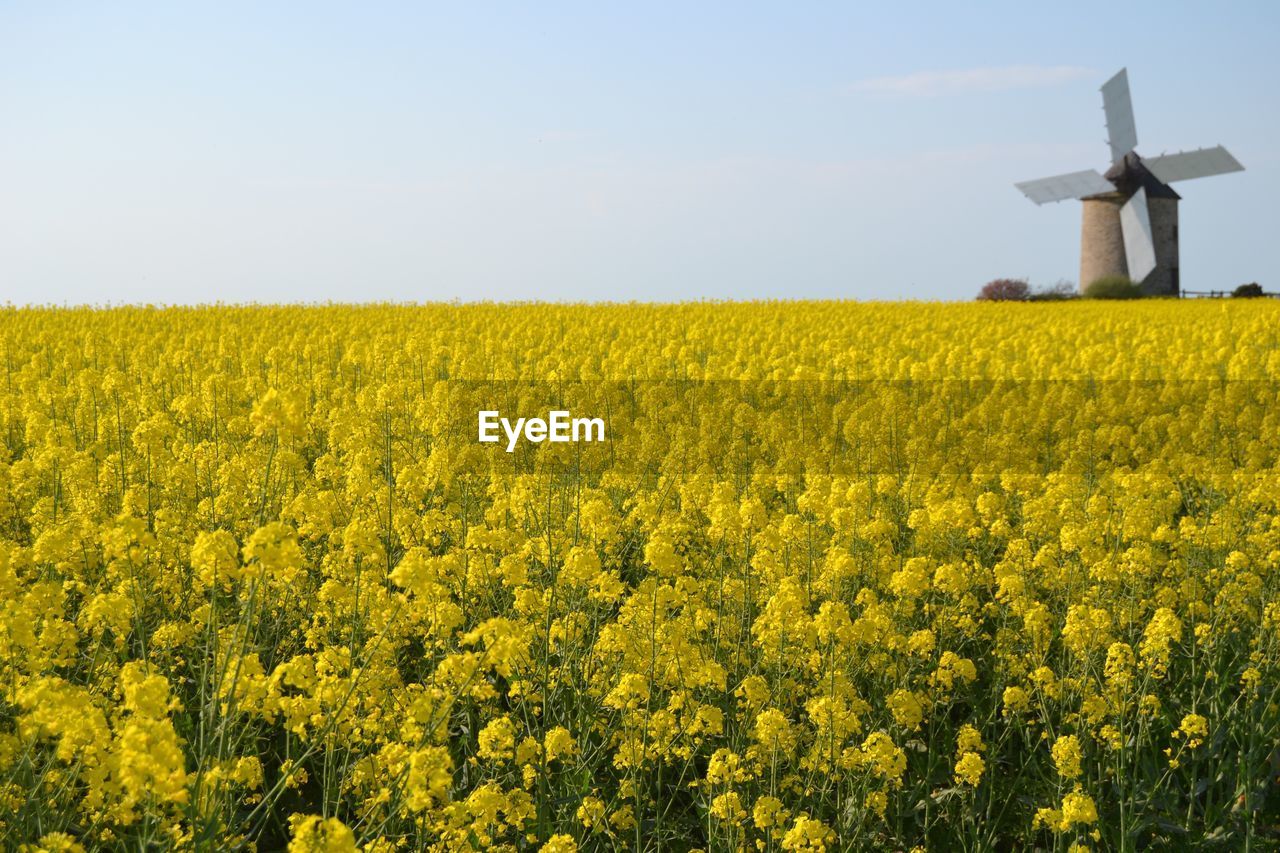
[1014,169,1114,205]
[1143,145,1244,183]
[1101,68,1138,164]
[1119,187,1157,283]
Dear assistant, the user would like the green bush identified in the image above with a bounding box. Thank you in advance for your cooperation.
[1232,282,1264,298]
[1084,275,1143,300]
[1028,279,1078,301]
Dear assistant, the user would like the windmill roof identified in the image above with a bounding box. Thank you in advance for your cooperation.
[1094,152,1181,201]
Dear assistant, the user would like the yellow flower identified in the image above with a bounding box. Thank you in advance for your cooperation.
[780,814,835,852]
[190,529,241,587]
[1139,608,1183,677]
[21,832,86,853]
[119,662,176,719]
[887,689,924,730]
[1051,735,1084,780]
[1002,686,1030,716]
[736,675,771,708]
[287,815,357,853]
[1060,791,1098,828]
[544,726,576,762]
[753,708,796,752]
[1177,713,1208,748]
[115,716,191,811]
[955,724,985,756]
[857,732,907,787]
[540,834,577,853]
[577,795,606,830]
[477,716,516,762]
[559,546,601,587]
[706,749,750,785]
[1034,790,1098,833]
[710,791,746,822]
[753,795,787,829]
[251,387,307,438]
[954,751,985,787]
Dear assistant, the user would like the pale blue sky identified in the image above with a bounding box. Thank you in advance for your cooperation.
[1,1,1275,304]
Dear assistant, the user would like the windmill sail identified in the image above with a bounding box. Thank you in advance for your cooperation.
[1119,187,1157,283]
[1101,69,1138,164]
[1143,146,1244,183]
[1014,170,1114,205]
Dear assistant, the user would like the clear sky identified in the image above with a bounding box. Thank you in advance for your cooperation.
[1,1,1275,304]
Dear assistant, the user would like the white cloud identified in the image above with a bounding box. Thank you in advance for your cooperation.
[847,65,1095,97]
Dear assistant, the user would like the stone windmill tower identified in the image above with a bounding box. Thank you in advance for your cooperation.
[1015,69,1244,295]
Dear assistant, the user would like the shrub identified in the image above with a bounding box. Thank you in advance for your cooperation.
[977,278,1031,301]
[1232,282,1264,298]
[1084,276,1143,300]
[1029,279,1078,301]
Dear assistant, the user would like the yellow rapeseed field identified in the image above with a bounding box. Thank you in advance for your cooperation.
[2,301,1279,851]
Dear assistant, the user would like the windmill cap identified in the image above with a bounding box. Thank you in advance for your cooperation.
[1090,152,1181,201]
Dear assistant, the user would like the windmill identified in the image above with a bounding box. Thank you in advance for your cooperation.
[1014,68,1244,295]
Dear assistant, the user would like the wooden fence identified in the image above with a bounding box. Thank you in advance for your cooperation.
[1179,289,1279,299]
